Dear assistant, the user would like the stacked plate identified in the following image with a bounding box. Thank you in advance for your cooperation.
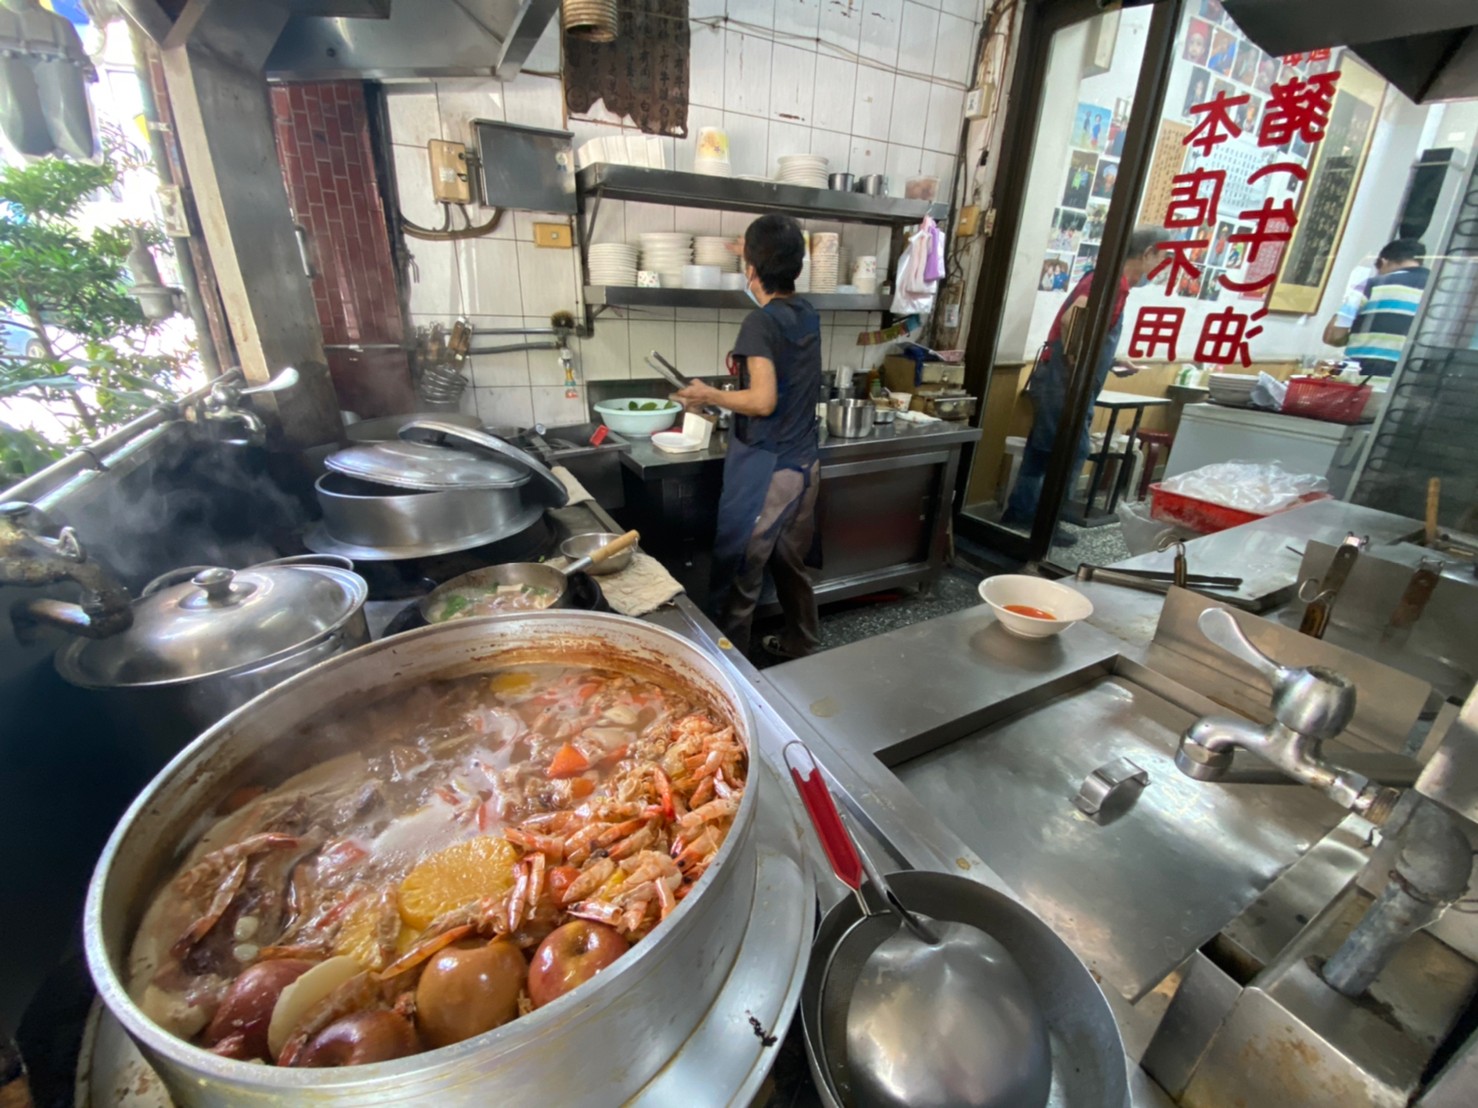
[695,236,739,272]
[810,232,840,293]
[589,242,639,286]
[776,154,829,188]
[1208,372,1258,407]
[639,232,693,288]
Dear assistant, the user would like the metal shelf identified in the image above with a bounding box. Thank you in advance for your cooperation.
[576,164,947,225]
[584,286,891,312]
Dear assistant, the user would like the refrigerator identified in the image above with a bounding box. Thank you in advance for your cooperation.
[1163,404,1372,499]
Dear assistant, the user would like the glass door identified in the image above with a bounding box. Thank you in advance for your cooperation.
[958,1,1154,568]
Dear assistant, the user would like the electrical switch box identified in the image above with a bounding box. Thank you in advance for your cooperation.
[428,140,472,204]
[964,83,994,121]
[533,222,573,248]
[957,205,982,237]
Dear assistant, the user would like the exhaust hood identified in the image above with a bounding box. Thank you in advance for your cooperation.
[1222,0,1477,103]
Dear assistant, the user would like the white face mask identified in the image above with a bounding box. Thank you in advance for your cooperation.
[744,268,761,307]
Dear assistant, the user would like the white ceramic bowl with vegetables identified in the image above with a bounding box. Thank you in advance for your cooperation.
[594,398,682,435]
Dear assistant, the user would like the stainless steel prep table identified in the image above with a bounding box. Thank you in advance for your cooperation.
[614,420,977,611]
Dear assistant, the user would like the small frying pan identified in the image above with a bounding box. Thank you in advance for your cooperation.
[419,529,639,623]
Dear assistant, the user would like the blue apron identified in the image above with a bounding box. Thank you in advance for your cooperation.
[1027,312,1125,461]
[710,298,821,607]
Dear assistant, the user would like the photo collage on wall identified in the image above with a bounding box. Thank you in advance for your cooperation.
[1146,0,1325,303]
[1046,96,1132,292]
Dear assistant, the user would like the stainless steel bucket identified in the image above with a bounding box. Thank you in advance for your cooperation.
[84,613,758,1107]
[826,399,875,439]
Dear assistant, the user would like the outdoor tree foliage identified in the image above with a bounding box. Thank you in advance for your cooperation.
[0,150,190,479]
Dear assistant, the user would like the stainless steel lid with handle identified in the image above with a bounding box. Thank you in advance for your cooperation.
[57,565,368,688]
[398,418,570,507]
[324,439,531,492]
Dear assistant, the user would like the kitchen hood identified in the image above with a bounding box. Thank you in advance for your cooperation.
[122,0,560,81]
[1222,0,1477,103]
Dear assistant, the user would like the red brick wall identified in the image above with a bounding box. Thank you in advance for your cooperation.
[270,82,415,417]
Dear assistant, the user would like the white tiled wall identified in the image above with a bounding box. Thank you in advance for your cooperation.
[386,0,984,428]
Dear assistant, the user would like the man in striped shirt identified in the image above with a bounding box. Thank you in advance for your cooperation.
[1322,238,1430,376]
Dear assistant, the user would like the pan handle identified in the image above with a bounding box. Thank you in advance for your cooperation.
[586,529,640,565]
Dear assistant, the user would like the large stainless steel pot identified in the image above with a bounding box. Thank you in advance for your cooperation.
[84,613,758,1107]
[56,561,369,765]
[314,472,529,548]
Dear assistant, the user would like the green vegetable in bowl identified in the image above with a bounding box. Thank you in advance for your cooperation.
[626,400,672,411]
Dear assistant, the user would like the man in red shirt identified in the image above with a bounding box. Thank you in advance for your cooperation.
[1002,227,1160,542]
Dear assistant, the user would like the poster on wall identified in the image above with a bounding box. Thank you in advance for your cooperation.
[1091,159,1120,200]
[1071,244,1099,285]
[1039,255,1073,292]
[1199,0,1227,23]
[1183,68,1211,116]
[1073,103,1113,152]
[1108,99,1131,157]
[1208,29,1237,77]
[1232,44,1260,86]
[1136,119,1192,230]
[1183,18,1212,66]
[1085,200,1109,242]
[1063,150,1098,208]
[1267,54,1385,314]
[1050,208,1088,252]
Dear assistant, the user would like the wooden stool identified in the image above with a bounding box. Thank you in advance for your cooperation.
[1136,430,1173,500]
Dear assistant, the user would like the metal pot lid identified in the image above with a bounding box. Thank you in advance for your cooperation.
[59,565,367,687]
[398,419,569,507]
[324,440,531,492]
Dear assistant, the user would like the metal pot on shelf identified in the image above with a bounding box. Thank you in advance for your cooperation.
[55,559,369,762]
[826,398,875,438]
[84,612,758,1107]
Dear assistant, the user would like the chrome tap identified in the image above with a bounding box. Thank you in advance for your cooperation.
[199,367,300,446]
[0,501,132,639]
[1175,607,1400,822]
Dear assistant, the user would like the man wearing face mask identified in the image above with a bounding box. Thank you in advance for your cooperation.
[674,213,822,659]
[1001,225,1160,544]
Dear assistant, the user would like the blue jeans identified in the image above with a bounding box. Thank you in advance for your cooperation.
[1004,440,1089,523]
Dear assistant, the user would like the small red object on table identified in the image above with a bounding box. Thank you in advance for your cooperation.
[1282,376,1372,424]
[589,424,609,446]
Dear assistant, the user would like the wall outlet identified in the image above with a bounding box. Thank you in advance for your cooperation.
[957,204,982,236]
[964,83,994,120]
[534,222,574,248]
[427,140,472,204]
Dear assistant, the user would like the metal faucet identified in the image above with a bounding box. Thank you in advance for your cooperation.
[0,502,132,639]
[199,366,300,446]
[1175,607,1401,822]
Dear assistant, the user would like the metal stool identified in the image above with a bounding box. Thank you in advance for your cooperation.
[1135,430,1173,500]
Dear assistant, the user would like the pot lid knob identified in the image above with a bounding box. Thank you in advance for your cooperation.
[192,567,241,605]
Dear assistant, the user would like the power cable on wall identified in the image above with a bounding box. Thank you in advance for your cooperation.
[401,200,505,241]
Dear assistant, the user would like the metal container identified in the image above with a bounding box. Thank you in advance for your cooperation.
[924,394,977,421]
[826,398,875,439]
[854,174,888,196]
[872,404,896,424]
[56,562,369,764]
[800,871,1130,1108]
[827,172,855,191]
[84,613,758,1107]
[560,531,636,575]
[314,472,528,549]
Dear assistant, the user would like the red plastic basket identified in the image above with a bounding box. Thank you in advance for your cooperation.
[1149,484,1329,535]
[1281,376,1372,423]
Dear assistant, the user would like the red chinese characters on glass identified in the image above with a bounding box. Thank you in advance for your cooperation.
[1164,168,1226,229]
[1129,306,1186,360]
[1229,198,1298,265]
[1148,239,1208,287]
[1259,73,1340,147]
[1183,90,1251,156]
[1195,307,1268,368]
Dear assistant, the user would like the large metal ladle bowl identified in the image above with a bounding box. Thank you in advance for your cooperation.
[785,742,1053,1108]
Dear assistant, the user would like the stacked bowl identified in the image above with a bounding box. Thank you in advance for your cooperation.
[776,153,829,188]
[1208,372,1258,407]
[639,232,694,288]
[682,264,722,289]
[810,232,840,293]
[695,236,739,272]
[589,242,639,287]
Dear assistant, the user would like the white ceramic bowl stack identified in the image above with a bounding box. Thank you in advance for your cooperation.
[776,154,829,188]
[810,232,840,294]
[639,232,694,288]
[1208,372,1259,407]
[588,242,639,287]
[682,264,721,289]
[695,236,739,272]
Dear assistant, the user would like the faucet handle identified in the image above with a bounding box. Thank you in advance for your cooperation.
[1199,608,1289,684]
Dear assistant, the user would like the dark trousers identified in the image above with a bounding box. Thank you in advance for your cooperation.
[1004,439,1090,523]
[720,462,821,657]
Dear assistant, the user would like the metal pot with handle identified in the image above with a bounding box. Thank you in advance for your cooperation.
[55,558,369,764]
[419,530,640,623]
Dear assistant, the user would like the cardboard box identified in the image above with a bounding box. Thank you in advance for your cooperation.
[881,355,966,394]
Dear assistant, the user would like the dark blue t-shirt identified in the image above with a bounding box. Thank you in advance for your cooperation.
[731,297,822,469]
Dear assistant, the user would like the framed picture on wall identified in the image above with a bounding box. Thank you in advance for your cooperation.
[1072,103,1113,152]
[1208,29,1237,77]
[1183,67,1212,116]
[1267,53,1386,314]
[1071,243,1100,285]
[1184,18,1212,66]
[1090,159,1119,201]
[1063,150,1098,208]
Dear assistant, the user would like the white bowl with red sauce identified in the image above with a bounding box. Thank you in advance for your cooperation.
[978,574,1094,638]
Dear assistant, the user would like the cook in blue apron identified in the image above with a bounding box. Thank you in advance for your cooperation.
[674,213,822,658]
[1002,228,1160,541]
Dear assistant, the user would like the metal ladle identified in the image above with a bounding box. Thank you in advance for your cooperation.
[784,742,1053,1108]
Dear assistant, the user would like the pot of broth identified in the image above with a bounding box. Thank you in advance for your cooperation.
[84,612,757,1106]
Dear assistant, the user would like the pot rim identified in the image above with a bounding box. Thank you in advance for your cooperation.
[83,612,757,1089]
[54,566,369,691]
